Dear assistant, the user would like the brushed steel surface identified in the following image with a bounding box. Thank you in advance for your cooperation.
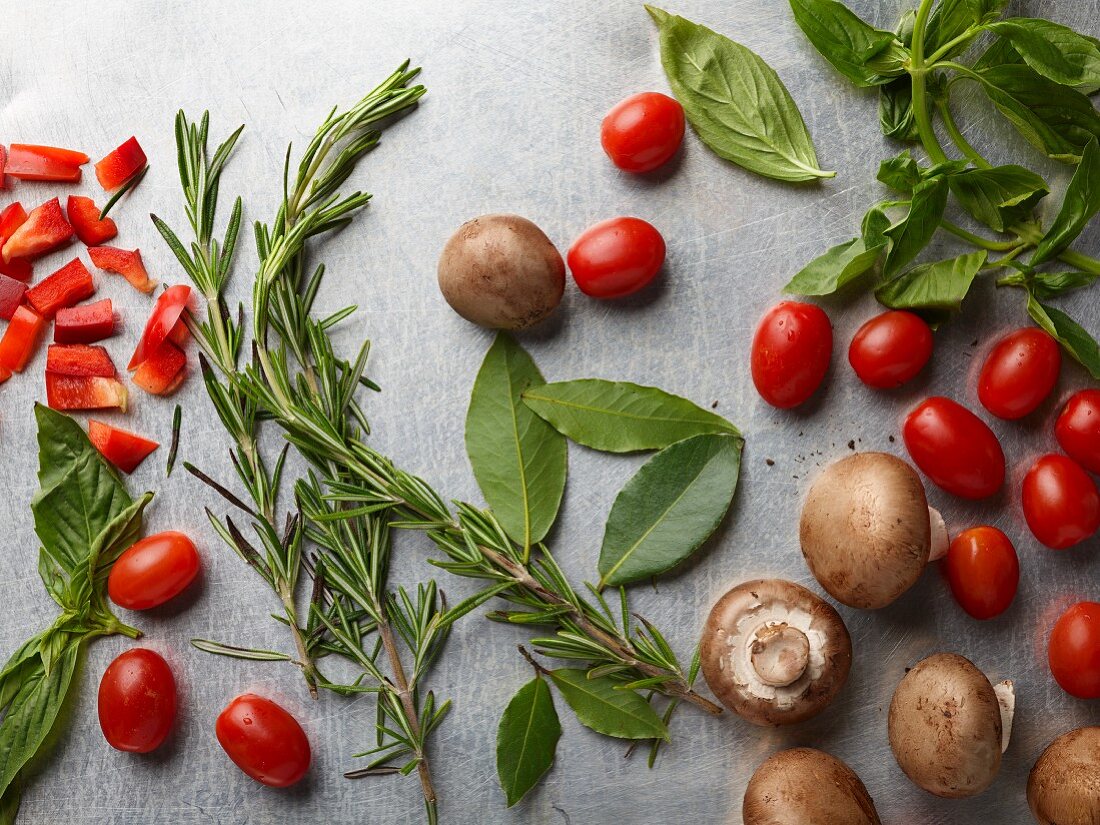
[1,1,1097,822]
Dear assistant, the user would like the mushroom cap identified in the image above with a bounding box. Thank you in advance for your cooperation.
[888,653,1002,798]
[800,452,931,609]
[1027,727,1100,824]
[743,747,882,825]
[700,579,852,726]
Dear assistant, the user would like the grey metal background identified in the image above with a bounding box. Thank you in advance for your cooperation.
[0,0,1097,822]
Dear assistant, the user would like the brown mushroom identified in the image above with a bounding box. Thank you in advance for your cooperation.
[700,579,852,726]
[888,653,1014,798]
[800,452,949,609]
[1027,727,1100,824]
[743,747,881,825]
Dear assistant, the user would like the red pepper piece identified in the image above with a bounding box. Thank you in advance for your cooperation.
[0,145,6,188]
[132,340,186,395]
[54,299,116,344]
[46,344,117,378]
[167,319,190,348]
[6,144,89,181]
[0,305,45,372]
[26,258,95,319]
[95,137,146,192]
[87,245,155,294]
[129,284,190,369]
[45,374,127,411]
[2,198,73,262]
[0,274,27,320]
[66,196,118,246]
[0,362,10,384]
[88,420,159,473]
[0,202,31,279]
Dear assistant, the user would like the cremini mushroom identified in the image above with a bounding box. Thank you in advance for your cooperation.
[1027,727,1100,824]
[700,579,852,726]
[888,653,1015,798]
[743,747,881,825]
[800,452,949,609]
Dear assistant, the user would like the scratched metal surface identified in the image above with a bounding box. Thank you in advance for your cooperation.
[0,0,1098,822]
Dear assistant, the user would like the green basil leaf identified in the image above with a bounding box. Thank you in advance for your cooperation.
[466,334,567,548]
[985,18,1100,90]
[877,150,923,192]
[784,236,886,295]
[879,77,920,142]
[927,0,1006,58]
[522,379,737,453]
[788,0,906,87]
[598,433,742,587]
[883,176,949,278]
[0,780,21,825]
[1027,294,1100,378]
[974,37,1022,71]
[1028,270,1099,300]
[496,675,561,807]
[0,635,44,713]
[647,6,834,182]
[548,669,668,740]
[862,206,892,247]
[66,493,154,608]
[1032,139,1100,265]
[876,250,987,321]
[949,165,1049,232]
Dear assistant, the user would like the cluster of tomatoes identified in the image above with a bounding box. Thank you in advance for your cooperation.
[751,301,1100,699]
[97,532,312,787]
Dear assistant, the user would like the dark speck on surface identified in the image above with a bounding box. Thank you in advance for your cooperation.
[847,440,855,450]
[765,458,775,466]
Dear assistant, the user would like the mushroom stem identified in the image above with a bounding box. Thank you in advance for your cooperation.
[994,679,1015,753]
[928,507,949,561]
[750,624,810,687]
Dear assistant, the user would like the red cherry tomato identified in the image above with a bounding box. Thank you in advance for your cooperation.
[600,92,685,173]
[216,694,311,787]
[978,327,1061,420]
[108,531,200,610]
[98,648,176,753]
[903,397,1005,499]
[848,310,934,389]
[750,301,833,409]
[1056,389,1100,474]
[943,526,1019,620]
[567,217,665,299]
[1048,601,1100,699]
[1022,454,1100,549]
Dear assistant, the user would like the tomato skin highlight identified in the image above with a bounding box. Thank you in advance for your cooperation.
[567,217,665,299]
[216,694,311,788]
[978,327,1061,420]
[98,648,176,753]
[750,301,832,409]
[903,397,1005,499]
[1056,390,1100,475]
[1022,454,1100,549]
[943,526,1019,620]
[108,531,200,609]
[600,92,685,173]
[1049,602,1100,699]
[848,310,933,389]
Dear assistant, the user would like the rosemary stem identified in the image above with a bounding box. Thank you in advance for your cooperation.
[279,585,319,699]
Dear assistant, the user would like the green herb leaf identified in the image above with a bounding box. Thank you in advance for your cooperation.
[1032,139,1100,265]
[926,0,1006,58]
[879,78,919,141]
[949,165,1049,232]
[466,334,567,548]
[787,0,906,87]
[861,206,892,247]
[1027,294,1100,378]
[521,379,737,453]
[973,36,1021,71]
[877,150,923,192]
[647,6,834,182]
[1028,271,1099,300]
[548,669,669,740]
[985,18,1100,90]
[598,433,742,588]
[783,236,886,295]
[876,250,987,321]
[883,176,949,278]
[496,675,561,806]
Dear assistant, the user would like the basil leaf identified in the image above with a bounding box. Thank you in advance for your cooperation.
[974,37,1022,72]
[0,781,21,825]
[1027,295,1100,378]
[879,78,919,142]
[522,379,737,453]
[788,0,906,87]
[862,206,892,247]
[1028,271,1099,300]
[784,236,886,295]
[647,6,834,182]
[876,250,987,321]
[877,150,923,192]
[926,0,1006,58]
[985,18,1100,90]
[883,176,950,278]
[66,493,154,608]
[547,669,668,740]
[466,334,567,548]
[1032,139,1100,266]
[949,165,1049,232]
[598,434,742,588]
[496,675,561,807]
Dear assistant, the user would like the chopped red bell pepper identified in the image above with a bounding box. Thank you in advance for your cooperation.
[87,245,155,294]
[2,198,73,262]
[6,144,89,182]
[0,305,45,372]
[0,145,6,188]
[66,196,118,246]
[88,420,159,473]
[46,344,117,377]
[167,319,190,348]
[45,374,127,411]
[26,258,95,318]
[95,137,146,192]
[54,299,116,344]
[0,362,10,385]
[129,284,191,369]
[0,257,32,281]
[131,340,186,394]
[0,203,31,280]
[0,274,27,320]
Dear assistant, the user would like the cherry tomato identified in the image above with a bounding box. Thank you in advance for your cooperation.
[108,531,200,610]
[600,92,685,173]
[903,397,1005,499]
[1022,454,1100,549]
[216,694,311,788]
[567,217,665,299]
[1055,389,1100,474]
[1048,601,1100,699]
[943,526,1019,620]
[750,301,832,409]
[98,648,176,753]
[978,327,1061,420]
[848,310,934,389]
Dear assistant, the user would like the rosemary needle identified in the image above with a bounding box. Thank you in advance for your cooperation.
[99,164,149,220]
[165,404,182,477]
